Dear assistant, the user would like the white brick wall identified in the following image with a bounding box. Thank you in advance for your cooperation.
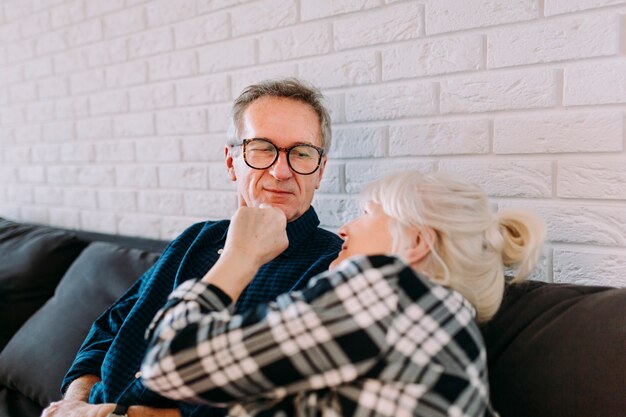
[1,0,625,287]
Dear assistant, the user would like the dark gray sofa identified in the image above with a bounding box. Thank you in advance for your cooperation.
[0,217,624,417]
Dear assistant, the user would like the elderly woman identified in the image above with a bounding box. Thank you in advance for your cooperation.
[140,171,545,417]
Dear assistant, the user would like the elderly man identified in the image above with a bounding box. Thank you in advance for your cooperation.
[43,78,342,417]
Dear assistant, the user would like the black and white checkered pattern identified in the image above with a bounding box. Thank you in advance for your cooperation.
[141,255,497,417]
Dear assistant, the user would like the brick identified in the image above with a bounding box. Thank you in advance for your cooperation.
[6,185,34,204]
[76,117,111,140]
[117,214,162,239]
[135,137,182,162]
[80,212,117,234]
[103,7,145,38]
[156,108,207,134]
[176,75,230,106]
[553,250,626,287]
[106,60,147,88]
[113,113,154,137]
[77,166,115,186]
[440,69,557,114]
[312,195,360,228]
[47,166,79,184]
[98,189,137,211]
[207,103,231,132]
[494,112,623,154]
[20,207,49,225]
[301,0,381,21]
[230,64,298,100]
[181,134,227,162]
[138,190,184,214]
[33,144,61,163]
[148,50,197,81]
[324,92,343,124]
[197,0,249,13]
[558,160,626,199]
[129,83,175,111]
[345,82,436,122]
[161,217,202,240]
[128,28,173,59]
[6,147,31,163]
[342,6,421,51]
[159,165,208,189]
[27,102,56,123]
[0,65,23,85]
[382,36,482,80]
[14,125,42,143]
[318,161,342,194]
[34,186,64,205]
[32,0,65,12]
[64,188,97,208]
[10,82,36,103]
[390,120,490,156]
[56,97,89,119]
[438,160,552,198]
[70,69,105,94]
[345,160,436,194]
[50,0,84,29]
[25,57,53,79]
[61,144,95,163]
[18,166,45,183]
[1,107,25,126]
[90,91,128,115]
[49,208,80,229]
[299,50,377,89]
[35,32,65,56]
[42,121,74,142]
[84,39,128,67]
[331,127,386,159]
[116,165,158,188]
[231,0,297,37]
[426,0,538,35]
[146,0,197,27]
[207,163,236,190]
[184,191,237,218]
[20,11,50,37]
[259,23,330,63]
[95,141,135,162]
[85,0,124,17]
[198,39,256,73]
[64,20,103,48]
[173,13,229,49]
[564,61,626,105]
[545,0,626,16]
[488,14,620,69]
[0,22,20,44]
[7,40,35,63]
[54,49,89,74]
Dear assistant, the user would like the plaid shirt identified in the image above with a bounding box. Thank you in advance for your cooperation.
[141,255,496,417]
[62,207,342,417]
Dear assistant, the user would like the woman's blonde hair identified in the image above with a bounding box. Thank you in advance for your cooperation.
[363,171,546,322]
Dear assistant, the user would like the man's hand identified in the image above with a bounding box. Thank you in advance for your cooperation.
[41,400,113,417]
[223,204,289,269]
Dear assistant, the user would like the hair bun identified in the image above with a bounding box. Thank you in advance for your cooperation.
[498,210,546,282]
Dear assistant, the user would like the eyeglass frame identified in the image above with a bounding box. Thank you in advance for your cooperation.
[232,138,325,175]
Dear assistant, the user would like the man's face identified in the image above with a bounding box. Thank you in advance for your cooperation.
[225,96,326,222]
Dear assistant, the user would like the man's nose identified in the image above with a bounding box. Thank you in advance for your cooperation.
[268,151,293,180]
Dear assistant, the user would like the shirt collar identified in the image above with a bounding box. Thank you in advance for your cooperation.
[218,206,321,257]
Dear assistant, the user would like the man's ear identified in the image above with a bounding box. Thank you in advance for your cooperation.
[403,226,437,266]
[225,146,237,181]
[314,157,327,189]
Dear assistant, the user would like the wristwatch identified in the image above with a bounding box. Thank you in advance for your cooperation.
[107,404,129,417]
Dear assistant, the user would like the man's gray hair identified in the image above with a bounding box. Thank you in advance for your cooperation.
[227,78,332,154]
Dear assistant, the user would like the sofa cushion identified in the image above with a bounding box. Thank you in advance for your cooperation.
[481,280,626,417]
[0,242,160,408]
[0,218,87,352]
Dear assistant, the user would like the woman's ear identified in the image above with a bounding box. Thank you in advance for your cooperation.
[403,226,437,266]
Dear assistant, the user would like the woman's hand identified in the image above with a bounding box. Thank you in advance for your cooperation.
[223,204,289,270]
[200,204,289,302]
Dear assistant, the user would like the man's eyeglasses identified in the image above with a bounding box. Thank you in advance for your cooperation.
[234,138,324,175]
